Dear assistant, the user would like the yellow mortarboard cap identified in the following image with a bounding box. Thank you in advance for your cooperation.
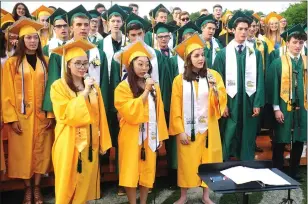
[1,8,9,17]
[264,12,283,24]
[221,10,233,24]
[9,18,44,37]
[174,33,205,60]
[31,5,54,18]
[1,13,15,28]
[114,40,154,68]
[52,39,95,62]
[252,13,261,21]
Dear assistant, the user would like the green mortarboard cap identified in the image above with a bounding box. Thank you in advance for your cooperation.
[101,4,128,21]
[227,11,252,29]
[243,11,259,23]
[197,14,207,20]
[119,6,133,15]
[125,12,152,31]
[47,8,67,24]
[154,22,176,34]
[149,4,170,18]
[67,5,92,26]
[280,24,306,42]
[195,14,215,29]
[174,21,202,43]
[88,9,101,18]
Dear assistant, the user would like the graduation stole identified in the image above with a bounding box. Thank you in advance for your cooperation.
[88,47,101,85]
[211,37,220,66]
[103,34,125,81]
[48,38,64,57]
[280,55,307,111]
[177,55,184,74]
[255,39,265,70]
[132,81,159,152]
[225,40,257,98]
[183,76,208,139]
[19,57,47,116]
[147,46,160,83]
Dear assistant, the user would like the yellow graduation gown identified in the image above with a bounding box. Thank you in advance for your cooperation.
[50,78,112,204]
[263,35,285,53]
[1,67,6,171]
[0,135,4,171]
[169,70,227,188]
[40,34,49,48]
[114,81,168,188]
[2,56,53,179]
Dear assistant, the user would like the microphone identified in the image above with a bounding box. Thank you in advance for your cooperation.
[144,73,156,94]
[84,73,98,95]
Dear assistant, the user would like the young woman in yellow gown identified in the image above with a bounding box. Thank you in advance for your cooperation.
[114,40,169,204]
[50,39,112,204]
[169,33,227,204]
[2,18,53,204]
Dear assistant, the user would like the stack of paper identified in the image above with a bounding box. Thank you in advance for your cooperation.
[220,166,290,186]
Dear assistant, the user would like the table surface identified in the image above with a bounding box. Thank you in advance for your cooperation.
[198,161,300,194]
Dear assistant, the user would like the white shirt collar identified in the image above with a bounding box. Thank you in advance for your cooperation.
[233,40,246,50]
[57,38,64,45]
[287,51,301,59]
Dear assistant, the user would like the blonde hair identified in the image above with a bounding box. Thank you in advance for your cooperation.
[265,18,281,44]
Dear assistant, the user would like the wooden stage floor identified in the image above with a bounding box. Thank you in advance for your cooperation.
[0,135,306,192]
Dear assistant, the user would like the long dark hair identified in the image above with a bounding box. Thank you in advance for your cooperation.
[13,35,47,72]
[183,50,207,82]
[127,57,153,98]
[12,3,32,21]
[0,22,15,58]
[64,60,85,93]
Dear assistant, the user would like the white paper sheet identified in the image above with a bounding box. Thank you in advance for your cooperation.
[220,166,290,186]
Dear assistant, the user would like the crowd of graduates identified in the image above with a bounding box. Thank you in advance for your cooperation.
[0,2,307,204]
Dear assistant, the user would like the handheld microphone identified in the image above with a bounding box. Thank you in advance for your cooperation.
[84,73,98,95]
[144,73,155,89]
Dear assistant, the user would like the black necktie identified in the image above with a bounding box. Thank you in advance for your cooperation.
[238,45,243,54]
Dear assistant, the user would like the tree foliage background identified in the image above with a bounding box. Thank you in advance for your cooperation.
[280,1,307,26]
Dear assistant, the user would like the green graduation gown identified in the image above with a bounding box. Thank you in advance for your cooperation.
[266,56,307,143]
[42,48,109,113]
[204,38,223,68]
[161,54,184,169]
[213,47,265,161]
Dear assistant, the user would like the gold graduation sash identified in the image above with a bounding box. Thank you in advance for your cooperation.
[255,39,265,70]
[280,55,307,111]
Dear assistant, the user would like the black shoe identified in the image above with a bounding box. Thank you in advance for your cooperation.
[255,146,264,153]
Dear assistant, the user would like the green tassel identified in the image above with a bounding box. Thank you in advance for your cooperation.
[88,146,93,162]
[141,147,146,161]
[191,128,195,142]
[77,154,82,173]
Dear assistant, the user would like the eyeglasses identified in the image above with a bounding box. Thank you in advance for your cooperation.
[73,62,90,69]
[157,35,170,39]
[181,17,190,22]
[54,24,68,29]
